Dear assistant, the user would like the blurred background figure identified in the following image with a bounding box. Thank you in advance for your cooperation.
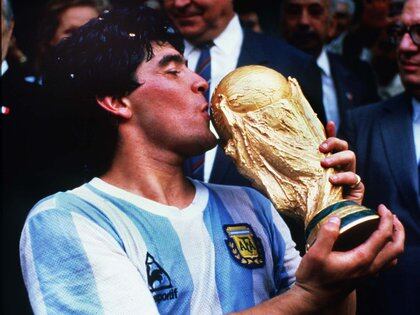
[280,0,379,130]
[234,0,263,33]
[370,0,405,99]
[341,0,391,63]
[340,0,420,313]
[333,0,354,36]
[327,0,355,54]
[32,0,110,83]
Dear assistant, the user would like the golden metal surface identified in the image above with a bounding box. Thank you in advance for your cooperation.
[211,65,344,227]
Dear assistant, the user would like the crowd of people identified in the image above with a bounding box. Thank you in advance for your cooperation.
[1,0,418,314]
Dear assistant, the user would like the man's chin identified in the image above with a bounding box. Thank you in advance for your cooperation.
[181,135,217,157]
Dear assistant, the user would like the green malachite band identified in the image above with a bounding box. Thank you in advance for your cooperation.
[304,201,376,241]
[339,209,378,231]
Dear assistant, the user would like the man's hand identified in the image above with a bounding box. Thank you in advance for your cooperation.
[319,121,364,205]
[293,205,405,311]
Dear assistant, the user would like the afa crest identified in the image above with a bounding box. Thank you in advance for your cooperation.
[224,224,265,269]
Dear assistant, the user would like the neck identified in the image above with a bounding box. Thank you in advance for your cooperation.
[100,132,195,209]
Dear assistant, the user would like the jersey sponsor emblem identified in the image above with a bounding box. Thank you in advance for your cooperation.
[146,252,178,303]
[224,224,265,269]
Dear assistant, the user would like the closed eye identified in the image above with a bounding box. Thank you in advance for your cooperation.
[166,69,180,76]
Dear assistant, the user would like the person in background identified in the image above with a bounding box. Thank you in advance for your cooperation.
[341,0,391,63]
[370,0,406,100]
[327,0,355,54]
[280,0,379,131]
[32,0,110,84]
[162,0,324,185]
[340,0,420,313]
[234,0,263,33]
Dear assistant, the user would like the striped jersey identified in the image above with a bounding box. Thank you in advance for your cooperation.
[20,178,301,314]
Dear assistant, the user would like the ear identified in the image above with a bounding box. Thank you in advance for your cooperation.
[96,96,132,120]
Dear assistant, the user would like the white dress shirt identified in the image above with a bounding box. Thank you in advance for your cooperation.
[184,15,244,182]
[317,47,340,129]
[412,97,420,165]
[1,60,8,77]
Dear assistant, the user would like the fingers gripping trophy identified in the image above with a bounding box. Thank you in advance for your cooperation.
[211,65,379,251]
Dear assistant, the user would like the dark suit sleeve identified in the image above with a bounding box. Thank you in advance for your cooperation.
[338,109,357,151]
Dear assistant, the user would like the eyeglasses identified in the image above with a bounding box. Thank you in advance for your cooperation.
[388,23,420,46]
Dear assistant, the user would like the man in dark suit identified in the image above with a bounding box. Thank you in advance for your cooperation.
[163,0,324,184]
[340,0,420,313]
[280,0,379,131]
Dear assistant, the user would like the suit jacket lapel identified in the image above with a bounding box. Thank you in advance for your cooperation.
[380,94,420,210]
[328,53,351,117]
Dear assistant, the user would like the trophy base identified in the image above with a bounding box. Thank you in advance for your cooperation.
[305,200,380,252]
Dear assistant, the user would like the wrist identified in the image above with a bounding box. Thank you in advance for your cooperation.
[283,284,322,314]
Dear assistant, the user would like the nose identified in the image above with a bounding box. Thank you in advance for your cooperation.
[399,32,418,52]
[299,9,311,26]
[173,0,191,8]
[192,71,209,96]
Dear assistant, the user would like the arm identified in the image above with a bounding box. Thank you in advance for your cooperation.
[20,207,159,315]
[233,205,404,314]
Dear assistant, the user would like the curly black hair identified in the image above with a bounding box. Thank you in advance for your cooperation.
[46,5,184,100]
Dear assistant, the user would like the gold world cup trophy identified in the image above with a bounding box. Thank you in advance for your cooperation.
[211,65,379,251]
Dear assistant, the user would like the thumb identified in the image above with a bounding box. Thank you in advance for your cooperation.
[309,216,341,257]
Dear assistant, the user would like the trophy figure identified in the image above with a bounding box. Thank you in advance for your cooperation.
[211,65,379,251]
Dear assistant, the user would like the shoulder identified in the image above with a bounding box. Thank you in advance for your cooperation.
[205,182,270,206]
[22,182,107,235]
[243,29,315,64]
[348,93,408,119]
[203,182,276,224]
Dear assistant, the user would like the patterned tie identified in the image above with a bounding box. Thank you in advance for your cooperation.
[185,42,214,181]
[195,42,213,102]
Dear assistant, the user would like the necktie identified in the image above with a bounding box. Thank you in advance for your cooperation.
[195,42,213,102]
[185,42,213,181]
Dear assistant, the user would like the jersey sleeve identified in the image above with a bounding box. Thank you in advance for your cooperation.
[20,204,159,315]
[269,204,301,293]
[242,187,301,294]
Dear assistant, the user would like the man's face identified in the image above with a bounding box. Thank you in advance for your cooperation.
[334,2,352,34]
[126,43,216,156]
[361,0,390,30]
[397,0,420,96]
[50,5,99,45]
[163,0,234,45]
[282,0,333,57]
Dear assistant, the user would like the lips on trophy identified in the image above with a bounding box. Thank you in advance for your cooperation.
[211,65,379,251]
